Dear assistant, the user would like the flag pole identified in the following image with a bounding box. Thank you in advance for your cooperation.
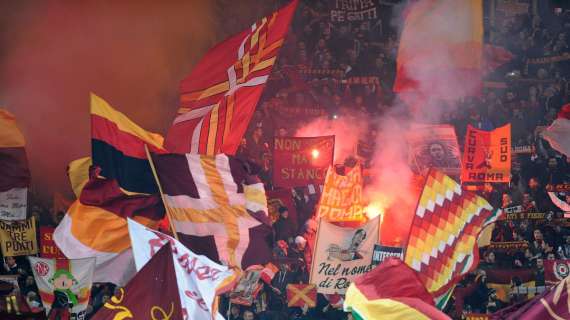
[144,144,180,241]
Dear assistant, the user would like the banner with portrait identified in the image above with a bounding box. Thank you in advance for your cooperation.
[273,136,334,188]
[316,163,364,222]
[0,217,38,256]
[407,124,462,176]
[310,216,379,294]
[462,124,511,183]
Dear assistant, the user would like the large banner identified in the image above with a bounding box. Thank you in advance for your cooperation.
[316,164,364,222]
[0,217,37,256]
[462,124,511,183]
[0,187,27,221]
[310,216,379,294]
[39,226,66,259]
[29,256,95,320]
[273,136,334,188]
[328,0,380,23]
[407,124,462,176]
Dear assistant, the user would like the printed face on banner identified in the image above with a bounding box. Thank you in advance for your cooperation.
[28,257,95,319]
[407,125,462,176]
[310,217,379,294]
[273,136,334,188]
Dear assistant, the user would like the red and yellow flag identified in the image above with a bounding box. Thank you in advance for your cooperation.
[165,0,298,155]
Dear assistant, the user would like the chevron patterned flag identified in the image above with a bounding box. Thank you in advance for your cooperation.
[151,153,272,269]
[165,0,298,155]
[404,169,502,308]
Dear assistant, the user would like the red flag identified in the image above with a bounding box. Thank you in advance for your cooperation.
[165,1,298,155]
[91,244,184,320]
[544,260,570,285]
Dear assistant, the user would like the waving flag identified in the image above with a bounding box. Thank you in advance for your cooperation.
[151,152,272,269]
[92,244,184,320]
[165,0,298,155]
[542,104,570,157]
[28,256,95,319]
[344,258,450,320]
[128,219,236,320]
[55,94,166,286]
[0,109,30,221]
[404,170,502,308]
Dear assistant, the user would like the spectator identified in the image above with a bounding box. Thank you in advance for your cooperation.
[273,206,296,243]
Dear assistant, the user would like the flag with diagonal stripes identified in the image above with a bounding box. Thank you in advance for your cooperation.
[165,0,298,155]
[404,169,502,308]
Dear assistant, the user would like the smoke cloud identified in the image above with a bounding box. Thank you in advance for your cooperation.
[0,0,280,203]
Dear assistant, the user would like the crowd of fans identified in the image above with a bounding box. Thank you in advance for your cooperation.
[2,1,570,319]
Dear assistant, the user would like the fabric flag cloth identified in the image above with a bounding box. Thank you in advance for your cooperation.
[461,124,511,183]
[91,244,184,320]
[393,0,483,107]
[128,219,236,320]
[90,93,167,194]
[164,0,298,155]
[259,262,279,284]
[316,163,364,222]
[67,157,91,199]
[151,152,272,269]
[55,94,166,286]
[405,169,502,308]
[310,216,379,295]
[287,284,317,308]
[491,276,570,320]
[542,103,570,157]
[343,258,450,320]
[0,109,30,221]
[28,256,95,320]
[544,260,570,285]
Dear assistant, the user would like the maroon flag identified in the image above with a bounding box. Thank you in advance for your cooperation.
[91,244,183,320]
[492,276,570,319]
[544,260,570,284]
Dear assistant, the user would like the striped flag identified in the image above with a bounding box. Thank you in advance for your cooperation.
[151,152,272,269]
[404,170,502,308]
[55,94,166,285]
[344,258,450,320]
[164,0,298,155]
[0,109,30,221]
